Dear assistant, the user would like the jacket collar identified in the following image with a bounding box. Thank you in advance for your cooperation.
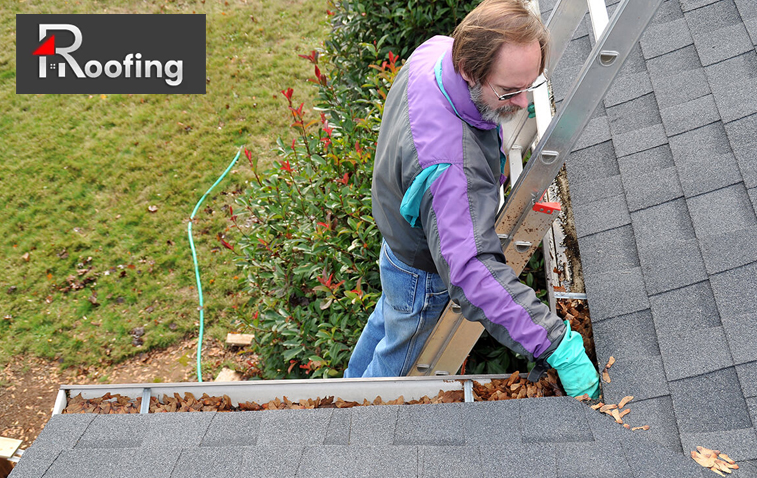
[436,44,498,131]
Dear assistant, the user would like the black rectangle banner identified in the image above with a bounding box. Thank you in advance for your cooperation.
[16,14,206,94]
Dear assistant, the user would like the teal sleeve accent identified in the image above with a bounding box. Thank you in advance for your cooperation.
[496,125,507,180]
[434,52,462,118]
[400,164,451,227]
[547,320,600,399]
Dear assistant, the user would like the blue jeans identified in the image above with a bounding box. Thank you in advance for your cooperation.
[345,240,449,377]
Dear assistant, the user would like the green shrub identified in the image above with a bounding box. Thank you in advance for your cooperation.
[228,1,549,379]
[324,0,482,103]
[228,51,400,379]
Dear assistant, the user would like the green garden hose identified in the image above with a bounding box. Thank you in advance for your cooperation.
[187,147,243,382]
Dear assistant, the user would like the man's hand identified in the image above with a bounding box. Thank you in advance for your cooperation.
[546,320,600,399]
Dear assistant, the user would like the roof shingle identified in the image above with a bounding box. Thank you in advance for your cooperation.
[669,367,753,433]
[668,123,743,197]
[657,326,734,381]
[648,281,722,332]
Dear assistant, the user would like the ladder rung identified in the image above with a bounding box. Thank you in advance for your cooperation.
[587,0,610,40]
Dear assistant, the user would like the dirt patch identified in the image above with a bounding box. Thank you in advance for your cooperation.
[0,337,258,449]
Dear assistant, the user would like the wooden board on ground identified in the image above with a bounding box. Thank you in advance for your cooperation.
[0,437,22,459]
[226,333,254,346]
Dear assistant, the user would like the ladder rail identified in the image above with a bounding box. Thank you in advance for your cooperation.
[500,0,586,195]
[408,0,664,377]
[499,0,662,251]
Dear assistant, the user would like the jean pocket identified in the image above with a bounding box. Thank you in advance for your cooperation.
[423,274,449,318]
[381,245,419,313]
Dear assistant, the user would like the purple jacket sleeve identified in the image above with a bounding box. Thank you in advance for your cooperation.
[418,162,566,363]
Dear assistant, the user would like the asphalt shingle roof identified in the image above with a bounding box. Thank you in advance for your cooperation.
[566,0,757,475]
[9,0,757,476]
[9,398,717,478]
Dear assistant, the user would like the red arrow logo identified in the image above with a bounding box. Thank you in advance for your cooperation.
[33,35,55,56]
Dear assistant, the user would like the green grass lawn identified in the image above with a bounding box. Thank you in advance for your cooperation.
[0,0,328,368]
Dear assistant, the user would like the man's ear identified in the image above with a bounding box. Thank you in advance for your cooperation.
[459,67,474,86]
[458,60,474,86]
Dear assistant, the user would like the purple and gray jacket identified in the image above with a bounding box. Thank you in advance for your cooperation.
[372,35,566,365]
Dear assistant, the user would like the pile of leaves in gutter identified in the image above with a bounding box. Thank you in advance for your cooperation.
[558,299,596,368]
[62,370,565,414]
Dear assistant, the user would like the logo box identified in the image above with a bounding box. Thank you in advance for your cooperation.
[17,14,206,94]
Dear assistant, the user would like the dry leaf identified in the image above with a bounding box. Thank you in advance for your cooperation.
[619,408,631,418]
[618,395,633,408]
[611,409,622,423]
[599,404,618,413]
[692,451,716,468]
[631,425,650,431]
[718,454,735,465]
[698,446,720,456]
[602,369,611,383]
[711,468,726,477]
[575,393,590,402]
[606,356,616,369]
[591,402,604,410]
[623,423,630,429]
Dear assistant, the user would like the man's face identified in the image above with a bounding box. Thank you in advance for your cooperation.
[463,40,542,123]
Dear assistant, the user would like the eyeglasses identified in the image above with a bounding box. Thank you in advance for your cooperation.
[489,75,548,101]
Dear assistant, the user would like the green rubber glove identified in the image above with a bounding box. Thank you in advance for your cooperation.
[546,320,600,399]
[527,103,536,118]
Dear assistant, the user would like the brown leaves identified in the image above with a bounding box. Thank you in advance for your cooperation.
[618,395,633,408]
[691,447,739,475]
[591,397,643,430]
[63,393,140,414]
[472,370,563,401]
[152,392,235,413]
[611,409,622,424]
[601,356,615,383]
[556,299,596,366]
[63,370,571,416]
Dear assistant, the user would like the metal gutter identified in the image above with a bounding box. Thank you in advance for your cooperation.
[55,374,520,414]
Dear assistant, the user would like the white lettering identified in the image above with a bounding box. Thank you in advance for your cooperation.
[36,26,185,87]
[104,60,122,78]
[84,60,102,78]
[39,24,85,78]
[145,60,162,78]
[164,60,182,86]
[123,54,133,77]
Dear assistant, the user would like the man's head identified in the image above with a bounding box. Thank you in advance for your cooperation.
[452,0,549,122]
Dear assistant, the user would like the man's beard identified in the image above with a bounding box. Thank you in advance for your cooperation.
[469,83,522,123]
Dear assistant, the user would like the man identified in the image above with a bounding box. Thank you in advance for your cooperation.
[344,0,599,399]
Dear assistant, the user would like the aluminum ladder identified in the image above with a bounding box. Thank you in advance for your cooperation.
[407,0,664,377]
